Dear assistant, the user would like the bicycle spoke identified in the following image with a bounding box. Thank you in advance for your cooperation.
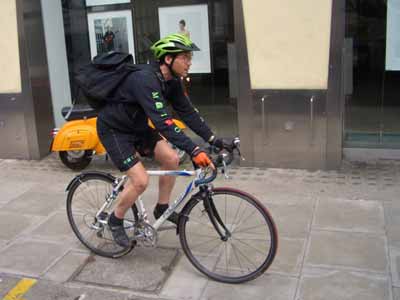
[186,232,220,238]
[188,216,215,228]
[231,197,244,228]
[224,242,229,274]
[233,209,260,231]
[231,237,267,256]
[230,241,245,274]
[195,239,224,262]
[234,224,269,234]
[187,236,221,249]
[230,242,258,270]
[224,194,227,226]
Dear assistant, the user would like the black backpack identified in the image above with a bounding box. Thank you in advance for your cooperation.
[75,52,140,110]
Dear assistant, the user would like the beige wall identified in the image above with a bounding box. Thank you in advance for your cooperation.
[0,0,21,93]
[242,0,332,90]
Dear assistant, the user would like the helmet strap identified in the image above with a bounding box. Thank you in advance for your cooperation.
[164,55,179,78]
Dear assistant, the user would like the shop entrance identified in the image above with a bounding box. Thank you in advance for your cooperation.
[344,0,400,148]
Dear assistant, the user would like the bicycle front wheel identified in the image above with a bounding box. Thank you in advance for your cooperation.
[66,172,135,258]
[179,187,278,283]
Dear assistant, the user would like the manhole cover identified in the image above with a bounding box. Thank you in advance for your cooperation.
[72,247,180,293]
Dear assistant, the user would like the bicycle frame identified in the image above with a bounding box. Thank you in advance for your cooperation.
[98,168,205,231]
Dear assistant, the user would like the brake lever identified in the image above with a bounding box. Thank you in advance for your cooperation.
[236,147,246,161]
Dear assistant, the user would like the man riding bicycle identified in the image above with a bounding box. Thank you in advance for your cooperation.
[96,33,224,247]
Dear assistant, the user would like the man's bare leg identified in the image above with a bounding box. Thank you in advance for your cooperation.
[113,161,149,218]
[153,140,180,223]
[109,161,148,247]
[153,140,180,205]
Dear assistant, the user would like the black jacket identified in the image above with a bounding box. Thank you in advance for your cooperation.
[98,63,213,154]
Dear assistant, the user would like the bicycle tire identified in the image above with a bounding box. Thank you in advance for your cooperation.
[66,172,136,258]
[178,187,278,283]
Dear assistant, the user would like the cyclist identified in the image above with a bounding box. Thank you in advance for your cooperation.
[96,33,224,247]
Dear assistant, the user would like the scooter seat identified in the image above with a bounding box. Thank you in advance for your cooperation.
[62,105,98,121]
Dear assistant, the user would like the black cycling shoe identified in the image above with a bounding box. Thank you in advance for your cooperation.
[153,206,179,225]
[107,220,130,248]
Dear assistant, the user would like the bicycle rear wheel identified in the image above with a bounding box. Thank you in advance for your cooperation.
[179,187,278,283]
[66,172,136,258]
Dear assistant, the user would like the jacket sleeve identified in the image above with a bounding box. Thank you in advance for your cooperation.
[169,80,214,143]
[131,71,198,154]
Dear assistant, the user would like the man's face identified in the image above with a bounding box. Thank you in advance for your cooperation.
[167,52,193,77]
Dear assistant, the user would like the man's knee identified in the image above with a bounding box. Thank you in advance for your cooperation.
[129,174,149,194]
[162,151,180,168]
[126,163,149,194]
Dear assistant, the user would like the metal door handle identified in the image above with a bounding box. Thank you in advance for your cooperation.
[310,96,315,145]
[261,95,268,144]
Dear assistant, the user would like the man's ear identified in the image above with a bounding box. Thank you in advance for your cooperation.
[164,54,173,65]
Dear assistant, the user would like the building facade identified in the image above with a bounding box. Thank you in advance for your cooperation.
[0,0,399,170]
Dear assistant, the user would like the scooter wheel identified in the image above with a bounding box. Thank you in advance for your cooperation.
[59,150,93,171]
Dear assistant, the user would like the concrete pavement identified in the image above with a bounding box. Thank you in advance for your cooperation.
[0,154,400,299]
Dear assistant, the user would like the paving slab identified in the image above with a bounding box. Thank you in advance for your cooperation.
[267,201,315,239]
[269,238,306,276]
[0,240,67,277]
[384,201,400,248]
[394,287,400,300]
[0,212,40,240]
[0,239,7,249]
[73,247,179,292]
[43,250,90,283]
[2,189,65,217]
[200,273,297,300]
[158,228,181,249]
[390,247,400,288]
[0,179,37,204]
[305,230,387,273]
[160,256,209,300]
[313,198,385,233]
[29,212,74,242]
[298,268,391,300]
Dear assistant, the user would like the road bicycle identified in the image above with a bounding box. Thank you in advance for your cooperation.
[66,138,278,284]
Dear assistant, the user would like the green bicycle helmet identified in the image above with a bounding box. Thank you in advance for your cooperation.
[151,33,200,60]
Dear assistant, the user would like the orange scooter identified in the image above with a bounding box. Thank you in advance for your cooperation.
[50,105,187,170]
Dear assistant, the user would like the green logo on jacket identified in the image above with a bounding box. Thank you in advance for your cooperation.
[152,92,160,99]
[155,102,163,110]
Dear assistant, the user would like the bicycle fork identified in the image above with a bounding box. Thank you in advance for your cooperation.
[199,186,232,241]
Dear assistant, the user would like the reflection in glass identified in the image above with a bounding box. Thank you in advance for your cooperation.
[94,17,129,54]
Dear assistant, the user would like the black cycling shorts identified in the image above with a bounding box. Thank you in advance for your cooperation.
[97,119,162,172]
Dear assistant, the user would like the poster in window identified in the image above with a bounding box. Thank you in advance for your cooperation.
[158,4,211,73]
[87,10,135,61]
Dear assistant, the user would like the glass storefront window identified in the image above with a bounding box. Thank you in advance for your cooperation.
[62,0,238,139]
[344,0,400,148]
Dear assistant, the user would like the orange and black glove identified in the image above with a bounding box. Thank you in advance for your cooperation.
[191,147,214,169]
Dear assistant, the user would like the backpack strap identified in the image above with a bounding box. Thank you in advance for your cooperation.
[154,70,166,94]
